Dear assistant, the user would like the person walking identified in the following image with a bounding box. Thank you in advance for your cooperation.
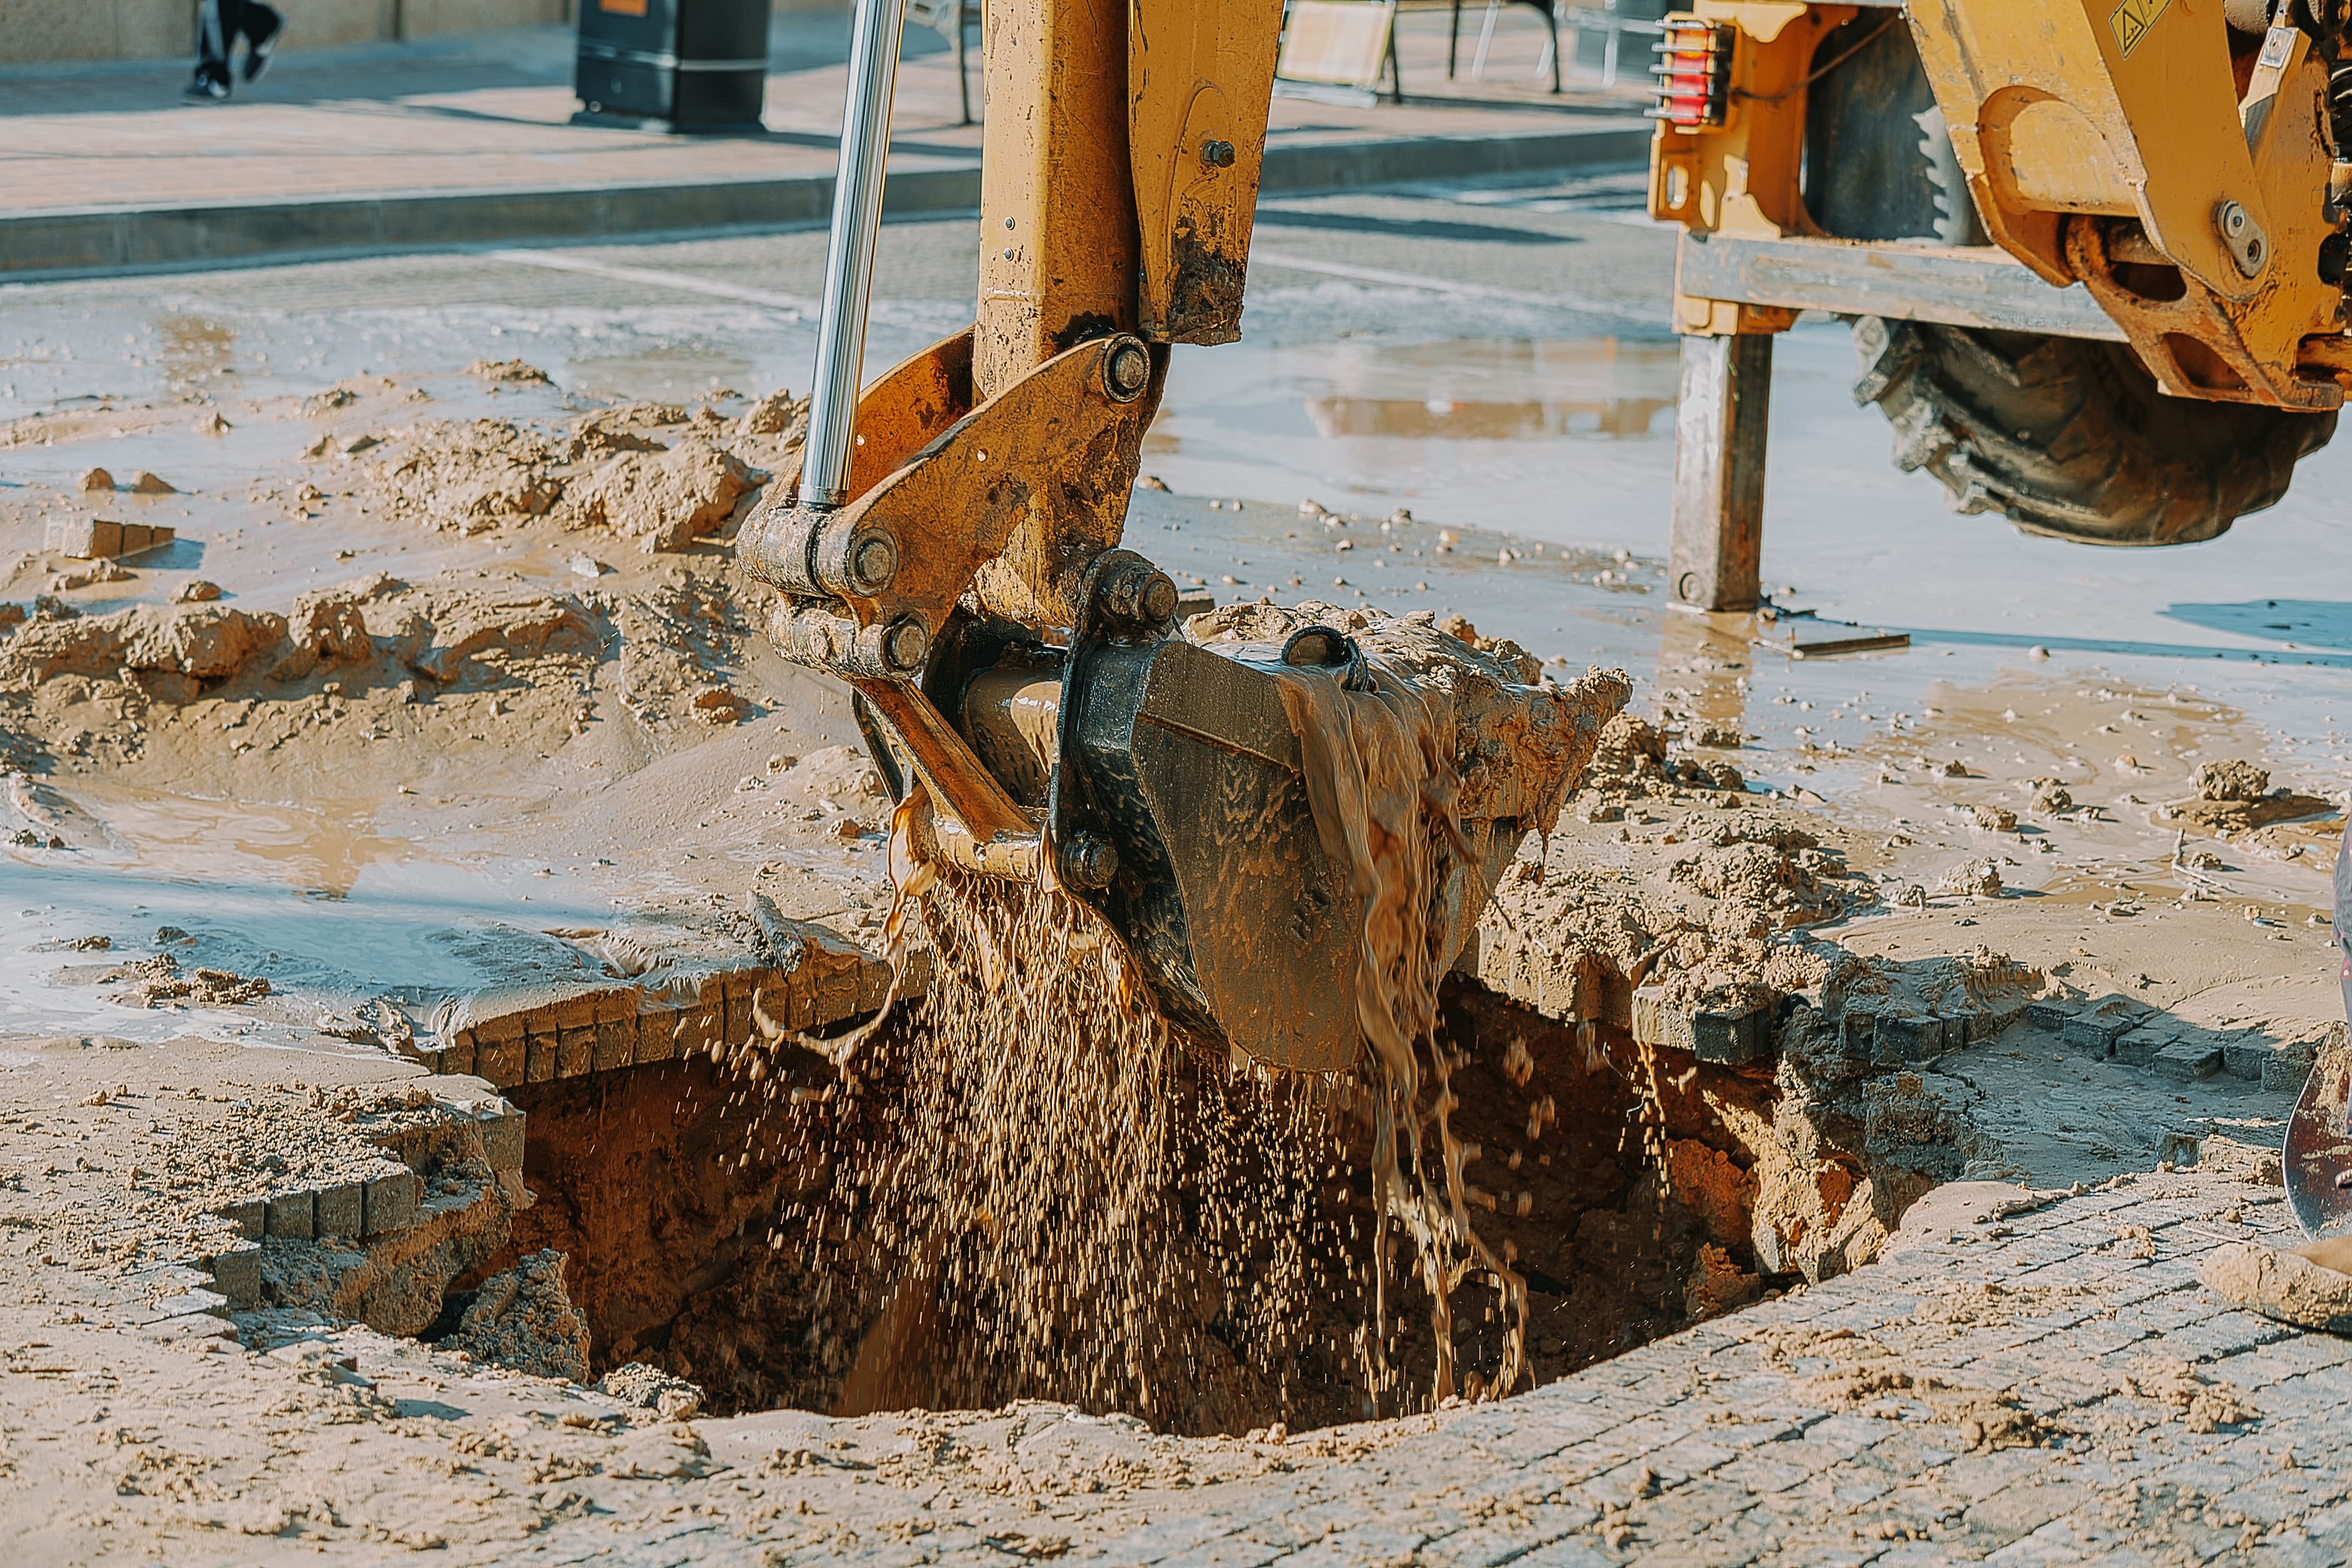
[183,0,285,102]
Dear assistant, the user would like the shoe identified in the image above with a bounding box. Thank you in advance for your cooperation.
[2200,1240,2352,1335]
[183,73,231,102]
[243,11,282,83]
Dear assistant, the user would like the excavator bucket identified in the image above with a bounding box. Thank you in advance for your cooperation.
[946,604,1628,1071]
[2285,1041,2352,1239]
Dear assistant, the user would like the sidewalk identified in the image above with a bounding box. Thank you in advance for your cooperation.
[0,9,1651,279]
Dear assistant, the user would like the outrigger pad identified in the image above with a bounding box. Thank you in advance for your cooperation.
[1063,604,1628,1073]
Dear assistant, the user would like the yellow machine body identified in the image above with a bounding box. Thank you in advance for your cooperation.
[1651,0,2352,410]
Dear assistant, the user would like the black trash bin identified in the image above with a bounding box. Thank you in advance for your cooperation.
[573,0,771,135]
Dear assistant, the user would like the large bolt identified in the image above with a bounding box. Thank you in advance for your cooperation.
[1101,559,1178,625]
[1200,138,1236,169]
[1057,832,1118,891]
[2217,199,2267,278]
[881,615,930,673]
[1104,340,1152,402]
[847,531,898,593]
[1139,573,1178,624]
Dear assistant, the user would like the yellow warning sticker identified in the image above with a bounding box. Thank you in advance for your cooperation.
[2110,0,2172,58]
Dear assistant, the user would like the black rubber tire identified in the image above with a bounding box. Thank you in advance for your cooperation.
[1850,315,2337,546]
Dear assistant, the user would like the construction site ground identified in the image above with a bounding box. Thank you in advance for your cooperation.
[3,168,2350,1564]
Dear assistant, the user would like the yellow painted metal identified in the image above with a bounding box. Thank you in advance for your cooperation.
[1649,3,1854,336]
[976,0,1140,396]
[1909,0,2270,299]
[2061,23,2345,409]
[774,327,976,506]
[1129,0,1284,345]
[1653,1,2350,408]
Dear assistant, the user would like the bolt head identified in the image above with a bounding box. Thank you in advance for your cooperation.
[881,616,929,672]
[1059,833,1118,891]
[1201,139,1237,169]
[2221,201,2249,237]
[1139,573,1178,624]
[1105,341,1151,400]
[848,532,898,593]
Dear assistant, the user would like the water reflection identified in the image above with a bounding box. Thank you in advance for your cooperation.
[1298,338,1684,442]
[1298,337,1678,442]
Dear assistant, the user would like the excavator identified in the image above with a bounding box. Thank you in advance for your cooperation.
[738,0,2352,1234]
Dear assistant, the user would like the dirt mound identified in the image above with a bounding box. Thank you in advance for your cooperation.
[2196,759,2271,802]
[737,388,809,441]
[598,1362,706,1419]
[467,358,553,386]
[445,1249,593,1382]
[365,419,566,534]
[570,438,757,553]
[1,574,598,704]
[2166,757,2339,836]
[0,602,287,690]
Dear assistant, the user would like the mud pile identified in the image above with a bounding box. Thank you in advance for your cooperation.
[1477,712,1860,1025]
[2166,755,2340,838]
[337,380,796,549]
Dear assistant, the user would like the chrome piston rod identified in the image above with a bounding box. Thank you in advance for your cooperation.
[802,0,910,509]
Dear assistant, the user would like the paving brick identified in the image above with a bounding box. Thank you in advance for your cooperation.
[557,1024,594,1078]
[262,1189,313,1239]
[202,1240,261,1310]
[592,1015,635,1074]
[635,1007,681,1063]
[439,1027,477,1079]
[2167,1311,2298,1362]
[2063,1014,2134,1057]
[2113,1026,2172,1068]
[362,1168,421,1236]
[473,1018,525,1086]
[2152,1040,2225,1082]
[215,1196,263,1241]
[523,1029,558,1083]
[313,1180,362,1238]
[477,1102,524,1173]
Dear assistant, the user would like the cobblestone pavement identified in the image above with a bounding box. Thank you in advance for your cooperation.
[443,1152,2345,1567]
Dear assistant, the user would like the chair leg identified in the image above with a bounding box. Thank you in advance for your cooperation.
[1449,0,1462,79]
[956,5,973,127]
[1545,2,1561,92]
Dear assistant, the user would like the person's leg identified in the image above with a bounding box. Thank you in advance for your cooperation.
[187,0,234,97]
[241,1,285,83]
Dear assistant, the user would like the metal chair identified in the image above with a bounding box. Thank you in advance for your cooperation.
[1552,0,1662,89]
[1446,0,1562,93]
[905,0,979,126]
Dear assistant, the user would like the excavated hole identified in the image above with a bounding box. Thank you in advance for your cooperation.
[449,981,1800,1436]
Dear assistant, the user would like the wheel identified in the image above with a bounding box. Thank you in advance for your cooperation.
[1850,316,2338,546]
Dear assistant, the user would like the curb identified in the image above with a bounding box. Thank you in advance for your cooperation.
[0,121,1648,281]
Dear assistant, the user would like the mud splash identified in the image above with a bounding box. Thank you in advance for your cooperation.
[817,870,1335,1432]
[1276,654,1525,1405]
